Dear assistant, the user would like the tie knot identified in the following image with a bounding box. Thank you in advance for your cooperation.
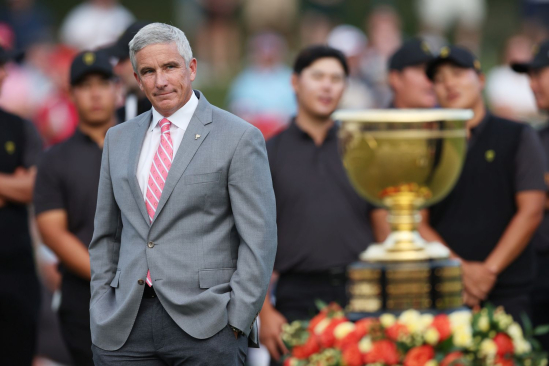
[159,118,171,133]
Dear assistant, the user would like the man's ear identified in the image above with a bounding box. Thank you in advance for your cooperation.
[388,70,400,92]
[291,73,299,94]
[478,72,486,91]
[188,58,198,82]
[134,72,144,92]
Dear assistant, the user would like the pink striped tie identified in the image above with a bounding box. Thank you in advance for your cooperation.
[144,118,173,287]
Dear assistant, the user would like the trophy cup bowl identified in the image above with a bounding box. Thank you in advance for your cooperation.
[335,109,472,262]
[334,109,473,314]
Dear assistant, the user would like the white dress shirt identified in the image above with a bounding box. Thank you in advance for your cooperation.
[136,92,199,200]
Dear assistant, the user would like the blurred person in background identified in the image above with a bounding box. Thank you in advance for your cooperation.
[361,5,402,108]
[486,35,538,121]
[327,24,375,109]
[228,32,296,139]
[512,40,549,351]
[59,0,134,51]
[260,46,377,365]
[0,25,53,120]
[0,45,43,366]
[522,0,549,42]
[299,0,345,47]
[33,45,79,147]
[103,21,152,122]
[387,38,437,109]
[34,50,118,366]
[0,0,53,50]
[420,46,545,322]
[242,0,297,38]
[195,0,241,81]
[417,0,486,53]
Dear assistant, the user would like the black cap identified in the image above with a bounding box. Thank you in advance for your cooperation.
[425,45,482,80]
[70,50,114,86]
[388,38,435,71]
[102,20,151,60]
[0,45,24,65]
[511,40,549,73]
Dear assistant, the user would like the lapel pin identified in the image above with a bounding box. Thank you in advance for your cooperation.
[195,134,201,140]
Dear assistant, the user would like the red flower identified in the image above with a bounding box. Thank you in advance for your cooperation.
[335,329,362,351]
[403,345,435,366]
[364,340,399,365]
[494,333,514,357]
[495,354,515,366]
[308,312,327,332]
[441,352,465,366]
[386,323,409,341]
[432,314,452,341]
[354,318,378,338]
[342,343,363,366]
[319,318,347,348]
[292,334,320,359]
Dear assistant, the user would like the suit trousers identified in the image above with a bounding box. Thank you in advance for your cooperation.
[92,296,248,366]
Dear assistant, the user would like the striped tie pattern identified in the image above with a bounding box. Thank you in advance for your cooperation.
[144,118,173,287]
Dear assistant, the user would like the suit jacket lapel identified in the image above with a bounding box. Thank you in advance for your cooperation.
[152,91,213,223]
[127,110,152,225]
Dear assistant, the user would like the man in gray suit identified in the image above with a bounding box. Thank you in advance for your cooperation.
[89,23,277,365]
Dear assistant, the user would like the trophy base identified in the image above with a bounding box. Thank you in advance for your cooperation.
[345,259,463,318]
[359,232,450,262]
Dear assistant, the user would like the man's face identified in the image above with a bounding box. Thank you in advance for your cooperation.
[433,63,484,109]
[134,42,196,117]
[114,57,140,93]
[71,74,118,125]
[0,63,6,95]
[528,67,549,110]
[390,63,436,108]
[291,58,346,119]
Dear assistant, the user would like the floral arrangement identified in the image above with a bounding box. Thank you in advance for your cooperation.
[281,303,548,366]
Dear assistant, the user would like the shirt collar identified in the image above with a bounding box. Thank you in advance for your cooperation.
[150,91,199,132]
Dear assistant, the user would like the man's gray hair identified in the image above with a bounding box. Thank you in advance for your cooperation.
[129,23,193,72]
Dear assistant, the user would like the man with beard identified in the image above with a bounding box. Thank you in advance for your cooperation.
[420,46,546,321]
[259,46,378,365]
[33,50,118,366]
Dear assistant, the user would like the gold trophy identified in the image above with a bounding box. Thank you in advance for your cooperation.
[333,109,473,314]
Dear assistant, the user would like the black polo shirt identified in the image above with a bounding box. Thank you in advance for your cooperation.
[533,124,549,255]
[33,128,103,318]
[267,120,374,274]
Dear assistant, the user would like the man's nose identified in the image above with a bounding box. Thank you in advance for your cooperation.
[155,70,168,89]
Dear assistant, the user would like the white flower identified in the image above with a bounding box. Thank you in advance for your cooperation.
[399,309,423,333]
[478,315,490,332]
[449,310,472,331]
[421,314,435,329]
[314,318,331,335]
[454,324,473,348]
[513,338,532,355]
[380,313,396,328]
[358,336,373,353]
[334,322,355,340]
[507,322,524,341]
[479,339,497,357]
[424,327,440,345]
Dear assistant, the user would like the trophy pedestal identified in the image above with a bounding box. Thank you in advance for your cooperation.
[359,232,450,262]
[345,259,463,320]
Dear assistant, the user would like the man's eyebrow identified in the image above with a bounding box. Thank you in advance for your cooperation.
[163,61,181,67]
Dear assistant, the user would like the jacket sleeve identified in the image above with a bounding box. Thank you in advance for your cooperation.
[227,126,277,336]
[89,130,122,307]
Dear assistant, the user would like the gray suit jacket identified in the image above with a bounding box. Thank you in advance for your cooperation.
[89,91,277,351]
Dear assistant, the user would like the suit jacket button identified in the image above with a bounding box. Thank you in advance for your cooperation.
[147,241,155,248]
[138,279,145,285]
